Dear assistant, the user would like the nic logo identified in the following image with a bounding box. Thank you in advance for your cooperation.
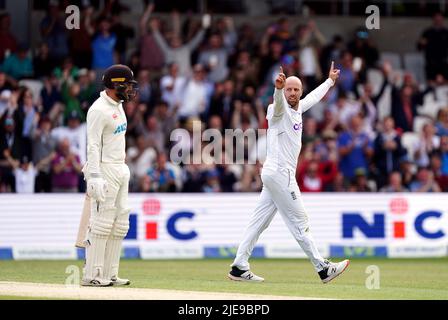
[125,198,198,241]
[113,123,127,135]
[342,198,445,240]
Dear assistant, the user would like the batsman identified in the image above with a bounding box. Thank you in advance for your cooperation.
[79,64,138,287]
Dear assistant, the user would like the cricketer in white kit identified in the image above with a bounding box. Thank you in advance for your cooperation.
[81,64,138,287]
[228,63,350,284]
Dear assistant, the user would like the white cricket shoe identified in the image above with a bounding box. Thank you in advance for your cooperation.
[111,276,131,286]
[319,259,350,284]
[81,278,113,287]
[228,266,264,282]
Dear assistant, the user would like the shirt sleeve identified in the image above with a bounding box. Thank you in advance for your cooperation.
[86,109,106,176]
[300,78,334,113]
[272,88,286,118]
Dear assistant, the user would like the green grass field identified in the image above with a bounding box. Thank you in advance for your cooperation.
[0,258,447,299]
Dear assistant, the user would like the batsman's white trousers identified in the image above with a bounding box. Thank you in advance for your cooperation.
[84,163,131,281]
[232,168,327,272]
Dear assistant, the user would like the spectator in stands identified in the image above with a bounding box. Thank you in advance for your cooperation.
[429,152,448,191]
[137,69,154,106]
[14,88,38,159]
[53,57,79,83]
[240,161,262,192]
[138,2,164,71]
[208,79,237,129]
[399,156,415,189]
[347,27,379,70]
[139,114,165,153]
[320,35,345,79]
[297,159,338,192]
[390,84,419,133]
[123,100,144,144]
[216,159,238,192]
[296,20,326,91]
[202,169,222,193]
[110,11,135,64]
[160,63,186,111]
[51,110,86,165]
[177,64,209,120]
[435,107,448,136]
[39,1,69,64]
[0,12,17,63]
[143,152,176,192]
[373,117,407,188]
[349,168,373,192]
[214,17,238,54]
[409,166,441,192]
[32,116,56,193]
[338,114,374,180]
[77,69,98,112]
[126,135,157,191]
[182,163,205,192]
[68,5,95,69]
[0,71,14,93]
[199,33,230,83]
[33,42,54,79]
[258,27,284,84]
[61,81,85,123]
[50,138,82,193]
[417,12,448,81]
[380,171,409,192]
[414,122,440,168]
[7,155,38,194]
[1,44,33,80]
[92,16,117,74]
[0,116,22,192]
[328,91,360,130]
[336,51,357,95]
[318,108,339,132]
[153,101,176,150]
[324,171,348,192]
[439,135,448,176]
[235,23,256,54]
[302,117,319,146]
[0,90,11,118]
[151,14,209,76]
[40,75,62,116]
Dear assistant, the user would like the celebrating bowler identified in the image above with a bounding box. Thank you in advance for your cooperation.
[228,62,350,284]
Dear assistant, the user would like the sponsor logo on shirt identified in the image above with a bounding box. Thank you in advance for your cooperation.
[113,123,127,134]
[293,123,302,131]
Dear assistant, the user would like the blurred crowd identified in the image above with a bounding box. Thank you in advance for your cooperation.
[1,1,448,194]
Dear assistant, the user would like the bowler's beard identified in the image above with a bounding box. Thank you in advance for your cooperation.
[287,98,299,110]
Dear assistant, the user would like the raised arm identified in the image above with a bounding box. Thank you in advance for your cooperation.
[139,3,154,36]
[301,61,339,113]
[272,66,287,117]
[151,20,171,55]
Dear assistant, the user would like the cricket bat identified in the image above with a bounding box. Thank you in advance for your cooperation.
[75,194,91,248]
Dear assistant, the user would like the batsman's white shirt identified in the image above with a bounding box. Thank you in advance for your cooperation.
[232,78,334,273]
[86,91,127,175]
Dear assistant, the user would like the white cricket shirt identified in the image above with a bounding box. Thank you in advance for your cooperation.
[86,91,127,175]
[263,78,334,173]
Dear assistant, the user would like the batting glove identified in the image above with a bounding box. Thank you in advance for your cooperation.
[87,176,108,202]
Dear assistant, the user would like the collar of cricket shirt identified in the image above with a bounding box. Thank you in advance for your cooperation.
[100,90,122,107]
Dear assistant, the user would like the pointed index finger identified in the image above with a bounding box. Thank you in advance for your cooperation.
[330,61,334,71]
[279,66,283,74]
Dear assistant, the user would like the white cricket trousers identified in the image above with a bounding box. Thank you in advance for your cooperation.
[84,163,131,281]
[232,168,327,272]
